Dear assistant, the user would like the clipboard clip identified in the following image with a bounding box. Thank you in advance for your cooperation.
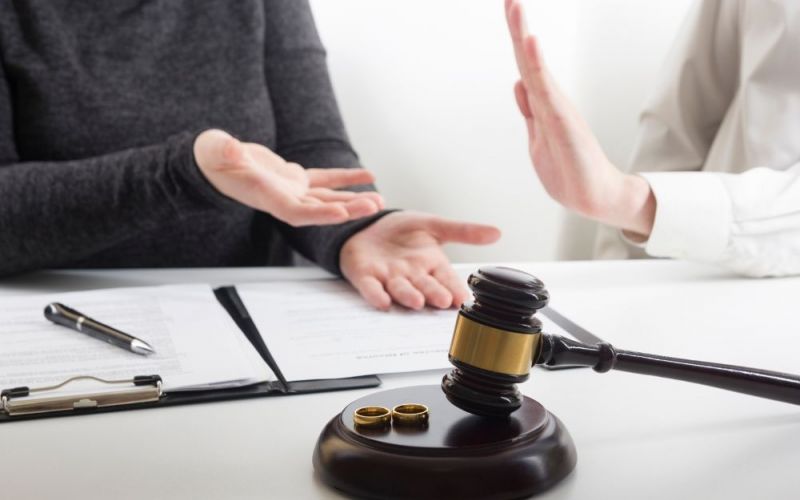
[1,375,162,417]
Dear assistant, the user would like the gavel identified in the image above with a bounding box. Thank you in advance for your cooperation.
[442,266,800,418]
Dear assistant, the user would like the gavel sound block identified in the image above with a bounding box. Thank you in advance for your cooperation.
[313,384,573,500]
[313,267,800,499]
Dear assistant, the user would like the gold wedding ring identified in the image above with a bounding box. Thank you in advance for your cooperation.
[353,406,391,428]
[391,403,429,426]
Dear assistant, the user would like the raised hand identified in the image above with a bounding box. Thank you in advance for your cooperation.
[340,212,501,310]
[504,0,655,237]
[194,129,384,226]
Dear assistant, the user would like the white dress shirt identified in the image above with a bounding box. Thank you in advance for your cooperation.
[594,0,800,277]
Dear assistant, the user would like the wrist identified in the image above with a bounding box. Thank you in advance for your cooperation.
[335,209,399,275]
[613,174,656,238]
[172,131,239,211]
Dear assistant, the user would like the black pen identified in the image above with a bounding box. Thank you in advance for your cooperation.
[44,302,156,356]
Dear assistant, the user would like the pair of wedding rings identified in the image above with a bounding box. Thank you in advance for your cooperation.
[353,403,429,429]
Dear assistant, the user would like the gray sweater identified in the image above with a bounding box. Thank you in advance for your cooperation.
[0,0,385,276]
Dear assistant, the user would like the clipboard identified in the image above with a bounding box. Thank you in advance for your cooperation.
[0,286,380,422]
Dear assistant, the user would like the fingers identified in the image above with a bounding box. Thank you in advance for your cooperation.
[382,267,467,310]
[505,0,532,79]
[346,263,468,311]
[277,189,383,227]
[360,190,385,210]
[279,199,384,227]
[341,198,382,219]
[409,273,453,309]
[425,217,502,245]
[298,194,381,222]
[521,35,554,107]
[505,0,526,41]
[276,201,350,226]
[309,186,384,220]
[351,275,392,311]
[307,168,376,189]
[340,212,499,311]
[432,266,470,306]
[504,1,561,125]
[386,276,426,310]
[307,188,385,210]
[345,260,463,311]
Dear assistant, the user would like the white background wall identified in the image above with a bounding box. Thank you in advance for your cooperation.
[310,0,694,262]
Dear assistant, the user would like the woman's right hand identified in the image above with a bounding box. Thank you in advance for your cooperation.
[193,129,384,226]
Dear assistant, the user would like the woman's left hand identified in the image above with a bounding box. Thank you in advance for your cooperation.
[340,212,501,310]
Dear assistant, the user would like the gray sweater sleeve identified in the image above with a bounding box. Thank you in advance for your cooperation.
[0,1,387,277]
[262,0,392,275]
[0,54,236,276]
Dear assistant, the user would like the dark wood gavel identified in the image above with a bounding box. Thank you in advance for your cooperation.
[442,266,800,417]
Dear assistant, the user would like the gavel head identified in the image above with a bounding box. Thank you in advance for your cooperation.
[441,266,549,418]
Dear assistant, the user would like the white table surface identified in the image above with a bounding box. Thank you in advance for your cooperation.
[1,260,798,500]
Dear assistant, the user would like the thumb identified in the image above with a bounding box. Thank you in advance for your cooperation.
[514,80,538,142]
[426,217,501,245]
[195,129,245,171]
[514,80,533,119]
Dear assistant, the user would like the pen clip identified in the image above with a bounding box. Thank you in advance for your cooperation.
[1,375,162,417]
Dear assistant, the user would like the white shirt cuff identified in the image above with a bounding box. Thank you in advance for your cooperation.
[639,172,732,262]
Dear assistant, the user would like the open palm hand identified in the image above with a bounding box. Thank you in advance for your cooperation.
[194,129,384,226]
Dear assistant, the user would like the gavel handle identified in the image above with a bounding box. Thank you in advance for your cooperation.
[536,334,800,405]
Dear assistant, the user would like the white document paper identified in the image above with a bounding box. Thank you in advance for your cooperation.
[0,285,271,393]
[237,279,573,381]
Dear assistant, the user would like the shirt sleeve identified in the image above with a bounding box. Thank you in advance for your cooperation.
[627,0,741,174]
[0,57,238,275]
[260,0,391,275]
[641,164,800,277]
[595,0,742,259]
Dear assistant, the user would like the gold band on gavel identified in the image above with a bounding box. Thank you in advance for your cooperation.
[448,315,539,377]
